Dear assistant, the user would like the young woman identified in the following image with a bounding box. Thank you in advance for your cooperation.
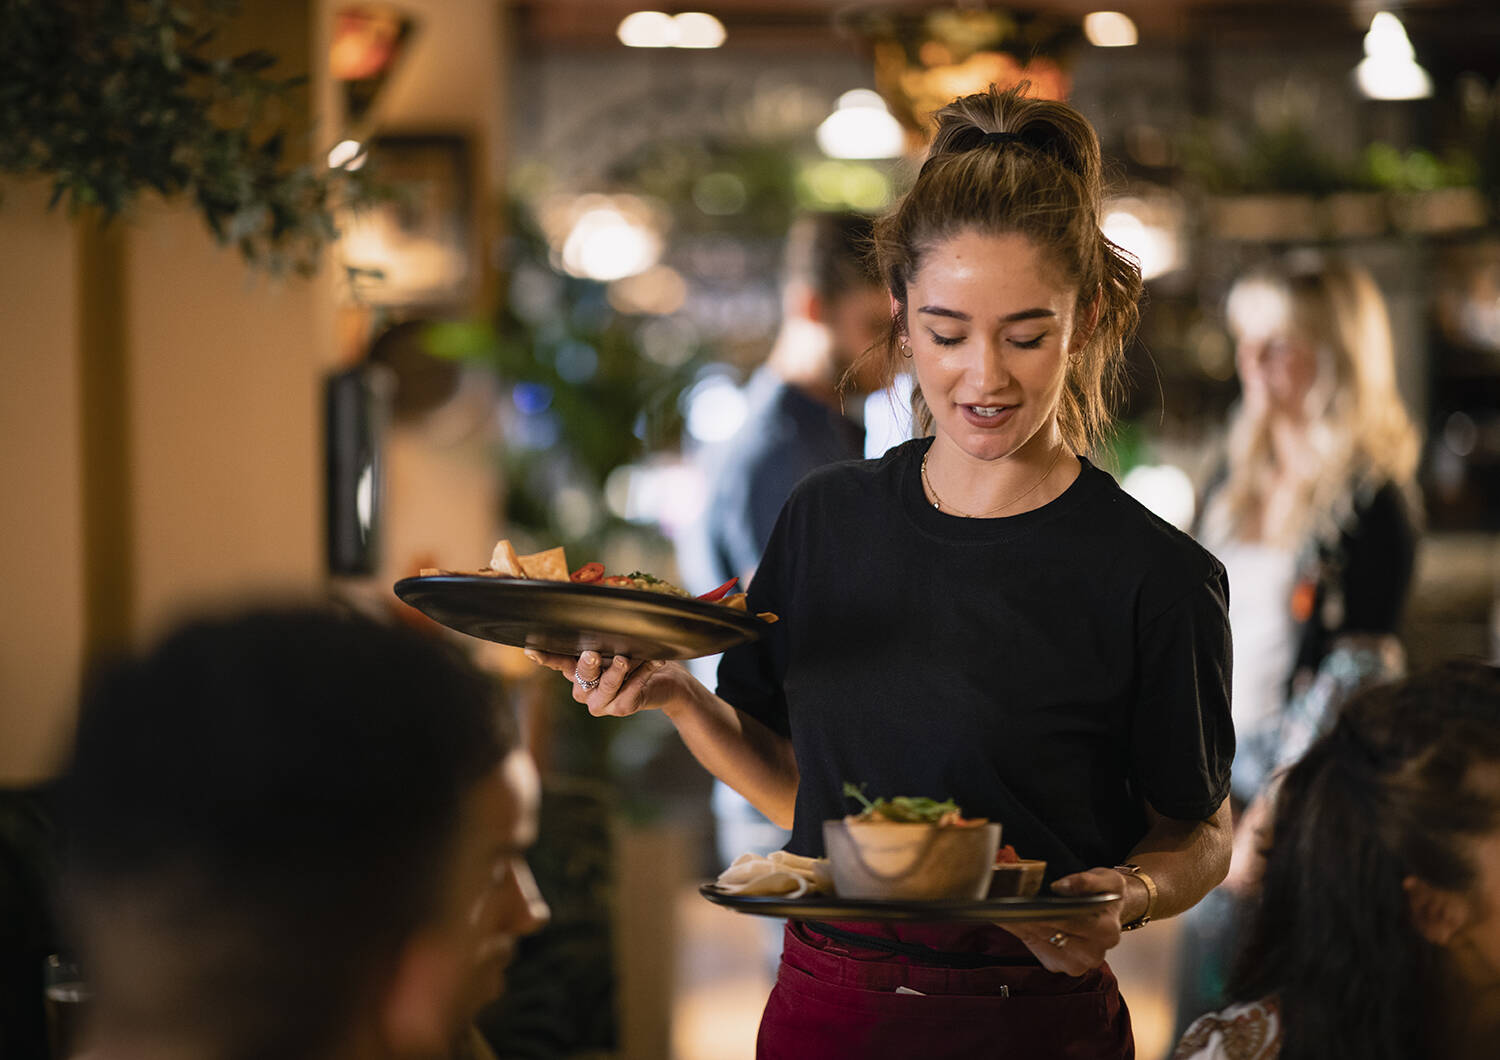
[529,84,1234,1057]
[1173,660,1500,1060]
[1175,256,1422,1030]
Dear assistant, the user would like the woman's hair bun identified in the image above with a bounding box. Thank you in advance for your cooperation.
[925,84,1095,184]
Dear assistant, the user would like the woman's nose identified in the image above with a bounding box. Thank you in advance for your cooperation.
[506,859,550,937]
[968,337,1012,392]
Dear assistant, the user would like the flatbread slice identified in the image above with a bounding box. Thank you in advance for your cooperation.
[489,539,525,578]
[519,546,569,582]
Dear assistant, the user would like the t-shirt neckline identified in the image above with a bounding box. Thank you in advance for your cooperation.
[897,437,1107,543]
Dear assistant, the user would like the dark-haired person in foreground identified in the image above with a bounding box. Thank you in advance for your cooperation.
[60,606,549,1060]
[1173,659,1500,1060]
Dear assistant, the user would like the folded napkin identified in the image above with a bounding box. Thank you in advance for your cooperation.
[715,850,833,897]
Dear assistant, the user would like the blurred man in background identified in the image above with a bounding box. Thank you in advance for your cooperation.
[678,210,887,868]
[60,606,547,1060]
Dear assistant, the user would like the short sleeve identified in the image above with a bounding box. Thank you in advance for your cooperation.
[1131,564,1234,820]
[714,498,796,739]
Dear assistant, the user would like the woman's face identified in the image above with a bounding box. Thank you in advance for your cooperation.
[903,230,1079,463]
[1448,770,1500,990]
[446,750,549,1014]
[1228,283,1321,418]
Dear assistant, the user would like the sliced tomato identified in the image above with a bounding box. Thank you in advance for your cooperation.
[570,562,605,583]
[696,576,739,602]
[995,844,1020,865]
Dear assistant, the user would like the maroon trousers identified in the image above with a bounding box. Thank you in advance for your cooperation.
[756,921,1135,1059]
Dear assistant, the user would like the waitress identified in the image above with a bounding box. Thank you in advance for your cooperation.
[528,83,1234,1058]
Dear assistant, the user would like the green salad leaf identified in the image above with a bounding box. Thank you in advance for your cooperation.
[842,782,963,824]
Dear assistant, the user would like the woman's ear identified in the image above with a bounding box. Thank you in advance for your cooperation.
[1403,875,1472,946]
[785,280,822,325]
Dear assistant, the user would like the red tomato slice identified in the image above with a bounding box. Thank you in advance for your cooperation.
[570,562,604,583]
[696,577,739,602]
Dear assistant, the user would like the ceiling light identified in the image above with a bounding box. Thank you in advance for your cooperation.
[815,89,905,160]
[617,11,725,49]
[673,12,726,49]
[1354,12,1432,100]
[1101,195,1184,282]
[618,11,676,48]
[326,139,366,169]
[561,204,663,282]
[1083,12,1138,48]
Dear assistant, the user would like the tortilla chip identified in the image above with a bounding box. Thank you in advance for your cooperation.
[519,546,569,582]
[488,539,525,578]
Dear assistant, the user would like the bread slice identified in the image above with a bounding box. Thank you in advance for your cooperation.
[488,539,525,578]
[518,546,569,582]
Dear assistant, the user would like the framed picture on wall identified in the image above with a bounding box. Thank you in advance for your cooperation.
[340,133,477,310]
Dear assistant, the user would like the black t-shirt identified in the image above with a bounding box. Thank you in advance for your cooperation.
[716,438,1234,877]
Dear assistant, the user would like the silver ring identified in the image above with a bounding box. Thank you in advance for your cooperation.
[574,668,600,692]
[1047,932,1068,949]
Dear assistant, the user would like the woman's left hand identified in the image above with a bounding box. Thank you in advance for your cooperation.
[999,867,1127,976]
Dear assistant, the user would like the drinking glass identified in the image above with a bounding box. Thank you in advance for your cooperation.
[42,953,92,1060]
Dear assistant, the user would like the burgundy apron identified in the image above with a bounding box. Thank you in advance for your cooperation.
[756,921,1134,1059]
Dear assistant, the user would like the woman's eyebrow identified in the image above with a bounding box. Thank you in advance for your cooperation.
[916,306,1056,324]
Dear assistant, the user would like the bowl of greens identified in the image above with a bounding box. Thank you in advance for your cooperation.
[823,784,1001,900]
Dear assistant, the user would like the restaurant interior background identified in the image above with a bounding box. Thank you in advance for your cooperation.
[3,1,1499,1057]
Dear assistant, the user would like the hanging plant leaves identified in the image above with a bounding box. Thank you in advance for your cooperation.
[0,0,376,275]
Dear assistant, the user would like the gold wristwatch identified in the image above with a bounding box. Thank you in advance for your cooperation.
[1113,863,1157,930]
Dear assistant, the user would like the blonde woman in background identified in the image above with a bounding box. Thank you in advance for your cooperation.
[1175,253,1423,1033]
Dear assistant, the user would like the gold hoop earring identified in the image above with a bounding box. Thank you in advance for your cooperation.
[900,338,912,359]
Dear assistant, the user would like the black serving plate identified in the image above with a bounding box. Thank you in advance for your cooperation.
[698,883,1120,922]
[393,575,769,660]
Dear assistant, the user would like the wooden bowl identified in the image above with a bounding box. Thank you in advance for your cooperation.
[823,817,1000,900]
[987,859,1047,898]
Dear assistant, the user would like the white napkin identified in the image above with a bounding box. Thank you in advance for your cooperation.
[715,850,833,897]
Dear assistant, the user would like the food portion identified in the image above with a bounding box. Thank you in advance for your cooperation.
[842,782,988,827]
[600,571,690,598]
[989,844,1047,898]
[419,539,777,621]
[826,784,1029,901]
[715,850,832,898]
[824,798,1001,901]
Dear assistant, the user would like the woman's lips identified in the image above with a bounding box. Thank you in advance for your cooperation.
[959,403,1017,428]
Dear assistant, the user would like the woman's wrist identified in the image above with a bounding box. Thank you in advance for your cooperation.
[657,662,708,723]
[1114,866,1156,928]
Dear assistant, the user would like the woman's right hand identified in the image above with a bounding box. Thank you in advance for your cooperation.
[523,648,683,717]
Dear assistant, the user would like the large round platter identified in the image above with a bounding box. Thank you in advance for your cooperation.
[698,883,1120,922]
[393,575,768,661]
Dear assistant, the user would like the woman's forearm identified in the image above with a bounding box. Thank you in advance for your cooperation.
[1121,797,1234,922]
[660,669,800,828]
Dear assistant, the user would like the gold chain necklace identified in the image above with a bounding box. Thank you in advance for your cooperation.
[920,444,1066,518]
